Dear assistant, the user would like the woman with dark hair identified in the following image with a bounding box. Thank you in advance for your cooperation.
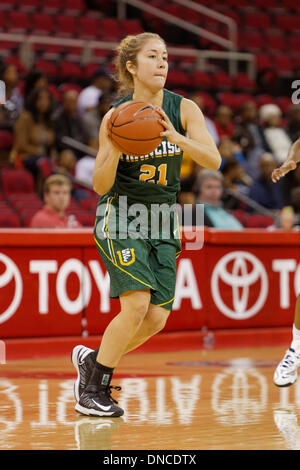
[23,70,48,106]
[0,61,23,131]
[10,87,56,179]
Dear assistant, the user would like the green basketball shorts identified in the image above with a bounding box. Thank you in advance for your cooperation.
[93,194,182,310]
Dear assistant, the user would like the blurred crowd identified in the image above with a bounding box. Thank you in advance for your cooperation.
[0,60,300,230]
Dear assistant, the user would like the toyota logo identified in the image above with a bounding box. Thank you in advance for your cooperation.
[211,251,268,319]
[0,253,22,324]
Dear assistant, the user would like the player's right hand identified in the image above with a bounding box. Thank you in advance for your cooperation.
[271,161,297,183]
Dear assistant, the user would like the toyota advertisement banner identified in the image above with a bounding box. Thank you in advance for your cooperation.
[0,229,299,338]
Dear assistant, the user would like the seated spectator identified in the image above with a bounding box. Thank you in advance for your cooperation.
[30,174,81,228]
[189,93,219,144]
[234,101,270,180]
[259,104,292,163]
[74,138,97,188]
[214,105,235,140]
[23,70,48,107]
[286,104,300,143]
[268,206,299,231]
[218,137,247,169]
[10,87,56,180]
[77,69,114,117]
[52,89,88,158]
[221,157,252,196]
[82,92,113,145]
[0,62,23,132]
[234,101,269,157]
[248,153,284,211]
[194,169,243,229]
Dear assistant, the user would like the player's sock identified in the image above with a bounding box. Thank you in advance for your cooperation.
[291,324,300,353]
[89,348,99,362]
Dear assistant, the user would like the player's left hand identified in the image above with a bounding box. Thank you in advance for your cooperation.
[156,107,182,145]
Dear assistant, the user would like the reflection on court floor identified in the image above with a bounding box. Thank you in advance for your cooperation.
[1,348,300,450]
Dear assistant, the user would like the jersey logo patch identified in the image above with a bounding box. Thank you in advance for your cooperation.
[117,248,136,266]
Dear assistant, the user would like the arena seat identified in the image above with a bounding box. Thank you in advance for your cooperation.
[0,212,21,227]
[56,15,78,37]
[1,168,35,197]
[0,130,14,149]
[78,16,102,39]
[232,73,256,92]
[265,32,286,53]
[64,0,86,16]
[32,13,55,35]
[8,11,31,33]
[22,0,40,12]
[42,0,63,14]
[190,71,213,90]
[243,12,272,29]
[245,215,274,228]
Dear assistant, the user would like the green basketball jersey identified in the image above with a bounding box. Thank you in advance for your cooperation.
[107,88,185,205]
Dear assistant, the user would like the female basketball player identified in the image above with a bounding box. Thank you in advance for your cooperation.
[72,32,221,417]
[272,137,300,387]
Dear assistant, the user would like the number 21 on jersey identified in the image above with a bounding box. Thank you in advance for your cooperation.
[139,163,168,185]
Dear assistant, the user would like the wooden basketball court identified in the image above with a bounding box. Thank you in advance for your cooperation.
[1,345,300,450]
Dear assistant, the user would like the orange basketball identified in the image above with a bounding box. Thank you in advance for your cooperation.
[108,101,164,156]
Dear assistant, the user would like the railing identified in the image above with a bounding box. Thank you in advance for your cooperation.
[0,32,256,79]
[117,0,236,50]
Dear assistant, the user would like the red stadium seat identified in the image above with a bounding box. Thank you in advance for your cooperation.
[21,210,37,227]
[256,94,276,107]
[59,61,83,80]
[282,0,300,10]
[0,130,14,149]
[213,71,233,90]
[42,0,63,14]
[166,69,190,88]
[0,0,18,11]
[74,213,95,227]
[1,169,35,197]
[56,15,78,37]
[289,36,300,53]
[8,11,31,33]
[79,198,98,212]
[190,71,213,89]
[265,33,287,53]
[276,96,293,114]
[98,18,122,40]
[35,60,58,78]
[64,0,86,15]
[218,92,237,109]
[0,212,21,228]
[78,16,102,39]
[240,31,264,52]
[243,12,271,29]
[194,92,217,116]
[273,55,294,75]
[32,13,55,35]
[245,215,274,228]
[275,15,300,32]
[22,0,40,12]
[255,54,272,71]
[122,19,143,36]
[233,73,256,92]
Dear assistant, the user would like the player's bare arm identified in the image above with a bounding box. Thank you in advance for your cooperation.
[157,98,221,170]
[92,108,121,195]
[272,137,300,183]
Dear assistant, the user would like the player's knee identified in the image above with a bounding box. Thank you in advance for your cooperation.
[121,291,150,326]
[148,309,170,334]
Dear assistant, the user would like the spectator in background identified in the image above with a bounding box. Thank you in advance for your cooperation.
[0,62,23,132]
[30,174,81,228]
[214,105,235,140]
[234,101,270,180]
[74,138,97,188]
[218,137,247,170]
[52,89,88,158]
[82,92,113,147]
[23,70,48,107]
[10,87,56,180]
[194,169,243,229]
[77,69,114,117]
[248,153,284,211]
[286,105,300,143]
[189,93,219,145]
[259,104,292,164]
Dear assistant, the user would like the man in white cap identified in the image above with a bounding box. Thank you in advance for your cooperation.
[259,103,292,163]
[77,69,113,116]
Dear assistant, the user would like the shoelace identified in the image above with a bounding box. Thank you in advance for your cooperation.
[106,385,122,405]
[281,350,297,369]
